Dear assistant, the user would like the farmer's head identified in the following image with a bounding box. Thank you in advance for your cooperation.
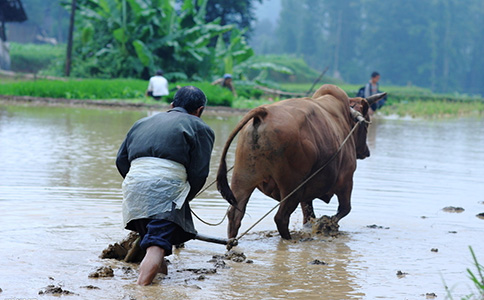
[172,86,207,117]
[156,69,164,76]
[371,71,380,83]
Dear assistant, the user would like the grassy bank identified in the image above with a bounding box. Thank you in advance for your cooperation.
[0,77,482,117]
[0,78,233,107]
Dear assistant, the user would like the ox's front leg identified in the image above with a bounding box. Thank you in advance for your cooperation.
[274,198,300,239]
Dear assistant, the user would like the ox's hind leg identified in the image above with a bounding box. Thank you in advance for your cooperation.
[227,181,256,239]
[333,182,353,224]
[300,201,316,225]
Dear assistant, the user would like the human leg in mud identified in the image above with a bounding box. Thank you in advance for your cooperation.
[132,219,194,285]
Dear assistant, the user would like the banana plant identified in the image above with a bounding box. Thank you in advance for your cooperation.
[73,0,242,79]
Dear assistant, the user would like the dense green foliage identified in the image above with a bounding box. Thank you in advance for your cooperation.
[9,43,65,73]
[71,0,253,80]
[252,0,484,97]
[199,0,262,35]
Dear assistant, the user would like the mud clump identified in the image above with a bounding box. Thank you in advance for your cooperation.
[476,213,484,220]
[225,250,247,263]
[442,206,465,213]
[431,248,438,252]
[396,270,408,277]
[426,292,437,299]
[181,268,217,275]
[366,224,390,229]
[208,255,230,269]
[309,259,327,265]
[101,232,145,263]
[89,266,114,278]
[311,215,339,237]
[81,285,100,290]
[38,285,75,295]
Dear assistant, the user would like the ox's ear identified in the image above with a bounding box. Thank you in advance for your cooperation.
[349,98,369,116]
[360,98,369,116]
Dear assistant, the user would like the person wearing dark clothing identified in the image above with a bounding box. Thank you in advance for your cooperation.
[211,73,237,97]
[116,86,215,285]
[361,71,386,112]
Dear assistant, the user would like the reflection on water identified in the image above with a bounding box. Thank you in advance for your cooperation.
[0,103,483,299]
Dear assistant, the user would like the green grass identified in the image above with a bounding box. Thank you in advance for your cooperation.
[9,43,65,73]
[1,78,483,116]
[445,247,484,300]
[0,78,234,106]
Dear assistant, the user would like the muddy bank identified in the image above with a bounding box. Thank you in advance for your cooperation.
[0,95,249,116]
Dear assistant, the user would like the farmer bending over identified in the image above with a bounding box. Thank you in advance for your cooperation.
[116,86,215,285]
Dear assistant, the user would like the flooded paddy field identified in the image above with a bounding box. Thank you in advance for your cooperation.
[0,103,483,299]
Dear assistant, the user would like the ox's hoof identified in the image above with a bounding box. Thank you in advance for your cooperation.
[226,238,238,250]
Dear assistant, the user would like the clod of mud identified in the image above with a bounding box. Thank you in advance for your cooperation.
[181,268,217,275]
[366,224,390,229]
[121,266,135,275]
[38,285,75,295]
[425,292,437,299]
[225,250,247,263]
[311,215,339,237]
[431,248,438,252]
[0,288,2,293]
[309,259,327,265]
[81,285,100,290]
[442,206,465,213]
[101,232,145,263]
[246,259,254,264]
[448,231,457,234]
[476,213,484,220]
[196,275,206,281]
[88,266,114,278]
[396,270,408,277]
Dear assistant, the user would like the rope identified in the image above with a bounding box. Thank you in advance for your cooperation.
[189,166,234,226]
[236,118,365,241]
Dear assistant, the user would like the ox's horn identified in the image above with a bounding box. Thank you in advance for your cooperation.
[350,107,366,123]
[366,92,387,105]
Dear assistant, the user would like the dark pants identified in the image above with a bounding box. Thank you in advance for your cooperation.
[147,91,162,101]
[129,219,194,256]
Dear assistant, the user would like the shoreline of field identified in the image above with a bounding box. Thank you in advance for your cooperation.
[0,94,250,116]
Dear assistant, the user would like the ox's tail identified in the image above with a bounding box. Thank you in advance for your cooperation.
[216,107,268,206]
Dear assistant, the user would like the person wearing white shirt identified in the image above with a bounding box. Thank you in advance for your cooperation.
[146,70,169,101]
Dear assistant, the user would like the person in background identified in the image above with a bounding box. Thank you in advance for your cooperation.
[116,86,215,285]
[211,73,237,97]
[146,70,169,101]
[362,71,386,112]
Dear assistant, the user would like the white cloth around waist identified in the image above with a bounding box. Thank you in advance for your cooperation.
[122,157,190,228]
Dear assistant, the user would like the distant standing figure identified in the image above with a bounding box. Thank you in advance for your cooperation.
[146,70,169,101]
[212,73,237,97]
[358,71,386,112]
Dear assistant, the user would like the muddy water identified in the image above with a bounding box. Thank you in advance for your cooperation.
[0,103,483,300]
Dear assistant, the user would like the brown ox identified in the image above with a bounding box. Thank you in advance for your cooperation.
[217,84,386,239]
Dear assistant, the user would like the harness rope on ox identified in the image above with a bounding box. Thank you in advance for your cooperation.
[191,108,369,250]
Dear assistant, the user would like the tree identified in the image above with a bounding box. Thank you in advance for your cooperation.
[202,0,263,36]
[72,0,254,80]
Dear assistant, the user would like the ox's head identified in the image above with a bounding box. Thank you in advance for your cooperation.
[349,93,387,159]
